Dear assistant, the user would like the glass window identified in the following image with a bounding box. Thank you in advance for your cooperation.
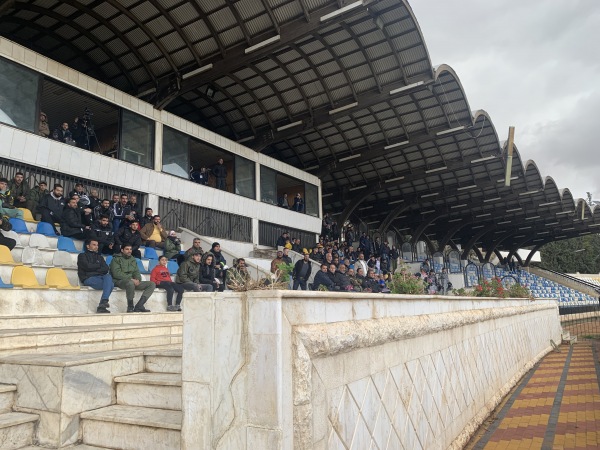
[305,183,319,217]
[120,109,154,168]
[235,155,255,199]
[0,58,39,132]
[260,166,277,205]
[163,126,189,178]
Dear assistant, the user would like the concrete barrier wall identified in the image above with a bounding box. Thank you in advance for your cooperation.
[181,292,562,449]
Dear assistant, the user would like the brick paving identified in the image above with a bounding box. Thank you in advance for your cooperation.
[468,341,600,449]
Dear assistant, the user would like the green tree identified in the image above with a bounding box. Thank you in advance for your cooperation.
[540,234,600,273]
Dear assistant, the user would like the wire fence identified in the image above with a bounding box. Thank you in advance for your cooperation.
[559,302,600,340]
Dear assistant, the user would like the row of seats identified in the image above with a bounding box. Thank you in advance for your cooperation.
[516,270,597,304]
[0,265,77,289]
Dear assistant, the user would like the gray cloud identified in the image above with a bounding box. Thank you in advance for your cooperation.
[411,0,600,201]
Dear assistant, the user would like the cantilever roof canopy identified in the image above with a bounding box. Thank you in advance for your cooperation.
[1,0,597,256]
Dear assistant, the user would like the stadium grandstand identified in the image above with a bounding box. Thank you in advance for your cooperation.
[0,0,599,448]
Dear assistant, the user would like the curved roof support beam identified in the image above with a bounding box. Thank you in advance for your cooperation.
[410,212,443,244]
[336,183,382,229]
[471,246,485,263]
[421,235,437,256]
[438,222,468,250]
[525,243,545,266]
[484,232,518,262]
[378,204,410,236]
[461,226,497,260]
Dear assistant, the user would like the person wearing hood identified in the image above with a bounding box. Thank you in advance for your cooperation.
[0,178,24,219]
[164,230,182,260]
[109,244,155,312]
[176,252,213,294]
[200,252,223,292]
[210,242,228,285]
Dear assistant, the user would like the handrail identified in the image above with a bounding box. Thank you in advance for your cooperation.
[537,266,600,291]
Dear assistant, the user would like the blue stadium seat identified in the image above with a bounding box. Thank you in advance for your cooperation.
[35,221,57,236]
[0,277,14,288]
[168,261,179,274]
[136,258,150,274]
[57,236,83,254]
[105,255,113,266]
[9,218,31,234]
[147,259,159,272]
[143,247,159,260]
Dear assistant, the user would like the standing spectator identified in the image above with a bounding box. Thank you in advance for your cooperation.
[151,255,186,311]
[112,194,131,230]
[292,193,304,212]
[86,214,114,254]
[292,238,302,254]
[37,183,65,233]
[88,189,100,210]
[139,208,154,228]
[26,180,47,216]
[276,231,289,248]
[213,158,227,190]
[128,194,142,220]
[292,252,312,290]
[61,197,90,239]
[110,244,155,312]
[278,193,290,209]
[344,225,354,246]
[210,242,228,285]
[390,245,399,272]
[114,221,142,258]
[176,253,213,294]
[77,239,114,313]
[111,194,120,205]
[440,267,450,295]
[38,112,50,137]
[140,215,167,248]
[55,122,72,143]
[281,248,293,265]
[271,250,285,274]
[0,178,24,219]
[9,172,29,209]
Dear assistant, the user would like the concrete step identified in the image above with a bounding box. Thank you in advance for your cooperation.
[116,373,181,411]
[144,349,182,374]
[0,411,39,450]
[0,321,182,356]
[0,384,16,413]
[19,445,109,450]
[81,405,181,450]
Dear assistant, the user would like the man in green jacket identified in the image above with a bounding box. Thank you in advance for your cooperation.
[109,244,155,312]
[176,253,213,292]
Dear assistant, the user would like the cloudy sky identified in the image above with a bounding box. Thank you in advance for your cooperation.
[410,0,600,202]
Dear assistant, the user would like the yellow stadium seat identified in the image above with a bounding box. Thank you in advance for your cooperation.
[0,245,22,266]
[18,208,38,223]
[11,266,49,289]
[45,267,80,290]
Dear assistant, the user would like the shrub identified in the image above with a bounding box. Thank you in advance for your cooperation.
[388,267,426,295]
[470,277,532,299]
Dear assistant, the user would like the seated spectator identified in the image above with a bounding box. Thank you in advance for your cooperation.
[68,183,91,208]
[292,252,312,290]
[26,180,47,217]
[334,264,354,291]
[9,172,29,209]
[312,264,335,291]
[109,244,155,312]
[0,178,24,219]
[309,246,322,263]
[200,253,222,292]
[114,221,142,259]
[88,189,100,210]
[427,270,438,294]
[54,122,74,144]
[164,231,182,260]
[326,264,342,291]
[139,208,154,228]
[77,239,114,313]
[111,194,120,206]
[140,215,167,248]
[37,183,65,233]
[94,199,114,222]
[227,258,251,288]
[190,166,209,185]
[364,269,382,293]
[355,267,368,290]
[61,197,90,240]
[178,238,204,265]
[276,231,289,248]
[151,255,186,311]
[85,214,114,254]
[271,250,285,274]
[177,253,214,294]
[0,216,17,250]
[70,193,93,227]
[292,238,302,254]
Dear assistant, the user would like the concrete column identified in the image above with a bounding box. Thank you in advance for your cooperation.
[255,162,261,202]
[252,217,260,247]
[146,194,159,214]
[154,122,163,173]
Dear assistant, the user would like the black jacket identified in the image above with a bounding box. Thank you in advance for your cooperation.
[292,259,312,281]
[212,163,227,179]
[200,253,218,285]
[312,270,334,290]
[61,207,85,237]
[38,193,65,220]
[115,227,141,249]
[86,220,114,245]
[77,250,110,282]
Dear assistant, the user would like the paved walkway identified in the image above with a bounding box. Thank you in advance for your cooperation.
[467,341,600,450]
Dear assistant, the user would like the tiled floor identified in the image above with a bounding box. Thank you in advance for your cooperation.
[467,341,600,450]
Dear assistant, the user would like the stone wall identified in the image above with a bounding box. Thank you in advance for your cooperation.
[181,292,562,450]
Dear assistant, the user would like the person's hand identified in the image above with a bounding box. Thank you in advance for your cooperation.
[108,243,113,248]
[132,279,140,286]
[84,208,92,214]
[18,196,26,202]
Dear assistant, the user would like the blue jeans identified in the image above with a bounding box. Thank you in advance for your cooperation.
[83,274,114,302]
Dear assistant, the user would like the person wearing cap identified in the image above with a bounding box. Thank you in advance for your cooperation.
[114,220,142,258]
[164,230,182,260]
[292,252,312,290]
[26,180,47,217]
